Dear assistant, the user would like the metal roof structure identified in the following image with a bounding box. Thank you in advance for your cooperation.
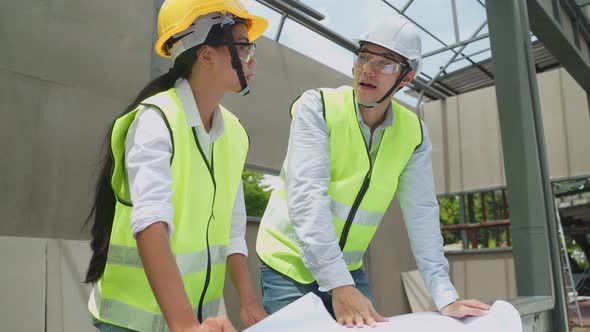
[244,0,570,106]
[242,0,590,108]
[406,40,561,101]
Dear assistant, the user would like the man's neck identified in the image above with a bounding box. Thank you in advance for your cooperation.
[358,101,389,132]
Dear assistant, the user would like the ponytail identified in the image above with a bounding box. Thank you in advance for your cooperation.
[84,23,229,284]
[83,50,202,284]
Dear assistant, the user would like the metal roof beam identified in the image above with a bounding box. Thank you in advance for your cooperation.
[411,79,450,99]
[416,20,487,106]
[400,0,415,14]
[257,0,355,51]
[527,0,590,91]
[422,34,490,58]
[263,0,325,21]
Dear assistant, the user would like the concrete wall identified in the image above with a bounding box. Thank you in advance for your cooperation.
[448,251,517,302]
[1,0,154,240]
[0,236,94,332]
[423,67,590,194]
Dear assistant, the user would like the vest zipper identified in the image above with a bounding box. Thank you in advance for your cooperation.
[338,105,376,251]
[192,130,216,323]
[339,153,372,250]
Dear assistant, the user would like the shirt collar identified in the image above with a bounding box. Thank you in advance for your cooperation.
[174,78,224,141]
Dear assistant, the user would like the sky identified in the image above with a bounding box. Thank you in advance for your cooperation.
[240,0,492,107]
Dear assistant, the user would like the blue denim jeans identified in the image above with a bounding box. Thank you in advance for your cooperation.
[260,262,376,317]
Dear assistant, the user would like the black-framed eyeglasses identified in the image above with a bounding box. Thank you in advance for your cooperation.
[353,49,408,75]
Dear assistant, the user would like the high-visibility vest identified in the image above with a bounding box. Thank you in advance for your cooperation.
[89,87,248,331]
[256,86,422,284]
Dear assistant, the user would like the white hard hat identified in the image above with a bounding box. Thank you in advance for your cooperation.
[355,14,422,76]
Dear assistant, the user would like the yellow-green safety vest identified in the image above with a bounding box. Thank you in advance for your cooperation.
[89,88,248,331]
[256,86,422,284]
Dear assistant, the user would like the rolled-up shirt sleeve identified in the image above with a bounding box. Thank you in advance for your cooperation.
[125,107,175,239]
[397,121,459,310]
[286,90,354,292]
[228,179,248,256]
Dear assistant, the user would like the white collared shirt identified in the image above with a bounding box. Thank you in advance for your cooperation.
[124,78,248,256]
[285,88,459,310]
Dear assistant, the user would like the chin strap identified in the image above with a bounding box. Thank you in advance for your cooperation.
[358,66,412,108]
[221,14,250,96]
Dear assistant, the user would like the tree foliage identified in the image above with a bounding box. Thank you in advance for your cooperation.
[242,171,272,217]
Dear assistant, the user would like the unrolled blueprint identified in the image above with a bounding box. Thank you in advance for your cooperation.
[245,293,522,332]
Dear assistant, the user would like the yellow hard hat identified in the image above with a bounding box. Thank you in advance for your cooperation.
[155,0,268,58]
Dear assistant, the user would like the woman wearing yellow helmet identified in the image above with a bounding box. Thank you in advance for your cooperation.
[84,1,268,331]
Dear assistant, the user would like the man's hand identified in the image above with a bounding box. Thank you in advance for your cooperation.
[332,285,387,328]
[440,299,490,318]
[239,298,269,327]
[193,316,237,332]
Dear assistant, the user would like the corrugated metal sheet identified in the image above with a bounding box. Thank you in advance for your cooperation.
[406,40,560,101]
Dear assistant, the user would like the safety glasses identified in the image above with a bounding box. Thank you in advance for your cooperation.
[234,42,256,64]
[212,41,257,64]
[353,49,408,75]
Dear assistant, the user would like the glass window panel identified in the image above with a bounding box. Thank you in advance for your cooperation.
[383,0,411,8]
[241,0,283,38]
[420,50,455,78]
[455,0,487,40]
[280,18,354,76]
[420,29,446,54]
[461,37,491,55]
[405,0,456,45]
[296,0,403,43]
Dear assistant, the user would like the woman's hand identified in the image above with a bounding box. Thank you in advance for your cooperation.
[239,298,269,327]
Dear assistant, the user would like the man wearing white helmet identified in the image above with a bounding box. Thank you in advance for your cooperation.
[255,14,491,327]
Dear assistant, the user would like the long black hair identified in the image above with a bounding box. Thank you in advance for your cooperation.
[84,24,228,284]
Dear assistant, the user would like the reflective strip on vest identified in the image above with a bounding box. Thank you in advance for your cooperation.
[330,199,383,227]
[92,286,221,332]
[107,244,227,275]
[268,194,383,241]
[264,192,375,267]
[278,166,383,227]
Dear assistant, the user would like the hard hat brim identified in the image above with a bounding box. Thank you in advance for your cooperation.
[354,39,409,60]
[155,8,268,58]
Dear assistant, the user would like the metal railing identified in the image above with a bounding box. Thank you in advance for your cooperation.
[437,186,511,251]
[441,219,512,250]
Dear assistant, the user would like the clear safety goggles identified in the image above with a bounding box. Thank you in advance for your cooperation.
[353,49,408,75]
[212,41,256,64]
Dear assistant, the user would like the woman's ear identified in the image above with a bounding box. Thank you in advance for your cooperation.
[197,45,214,68]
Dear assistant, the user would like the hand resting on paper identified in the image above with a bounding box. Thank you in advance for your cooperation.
[440,299,491,318]
[332,285,387,328]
